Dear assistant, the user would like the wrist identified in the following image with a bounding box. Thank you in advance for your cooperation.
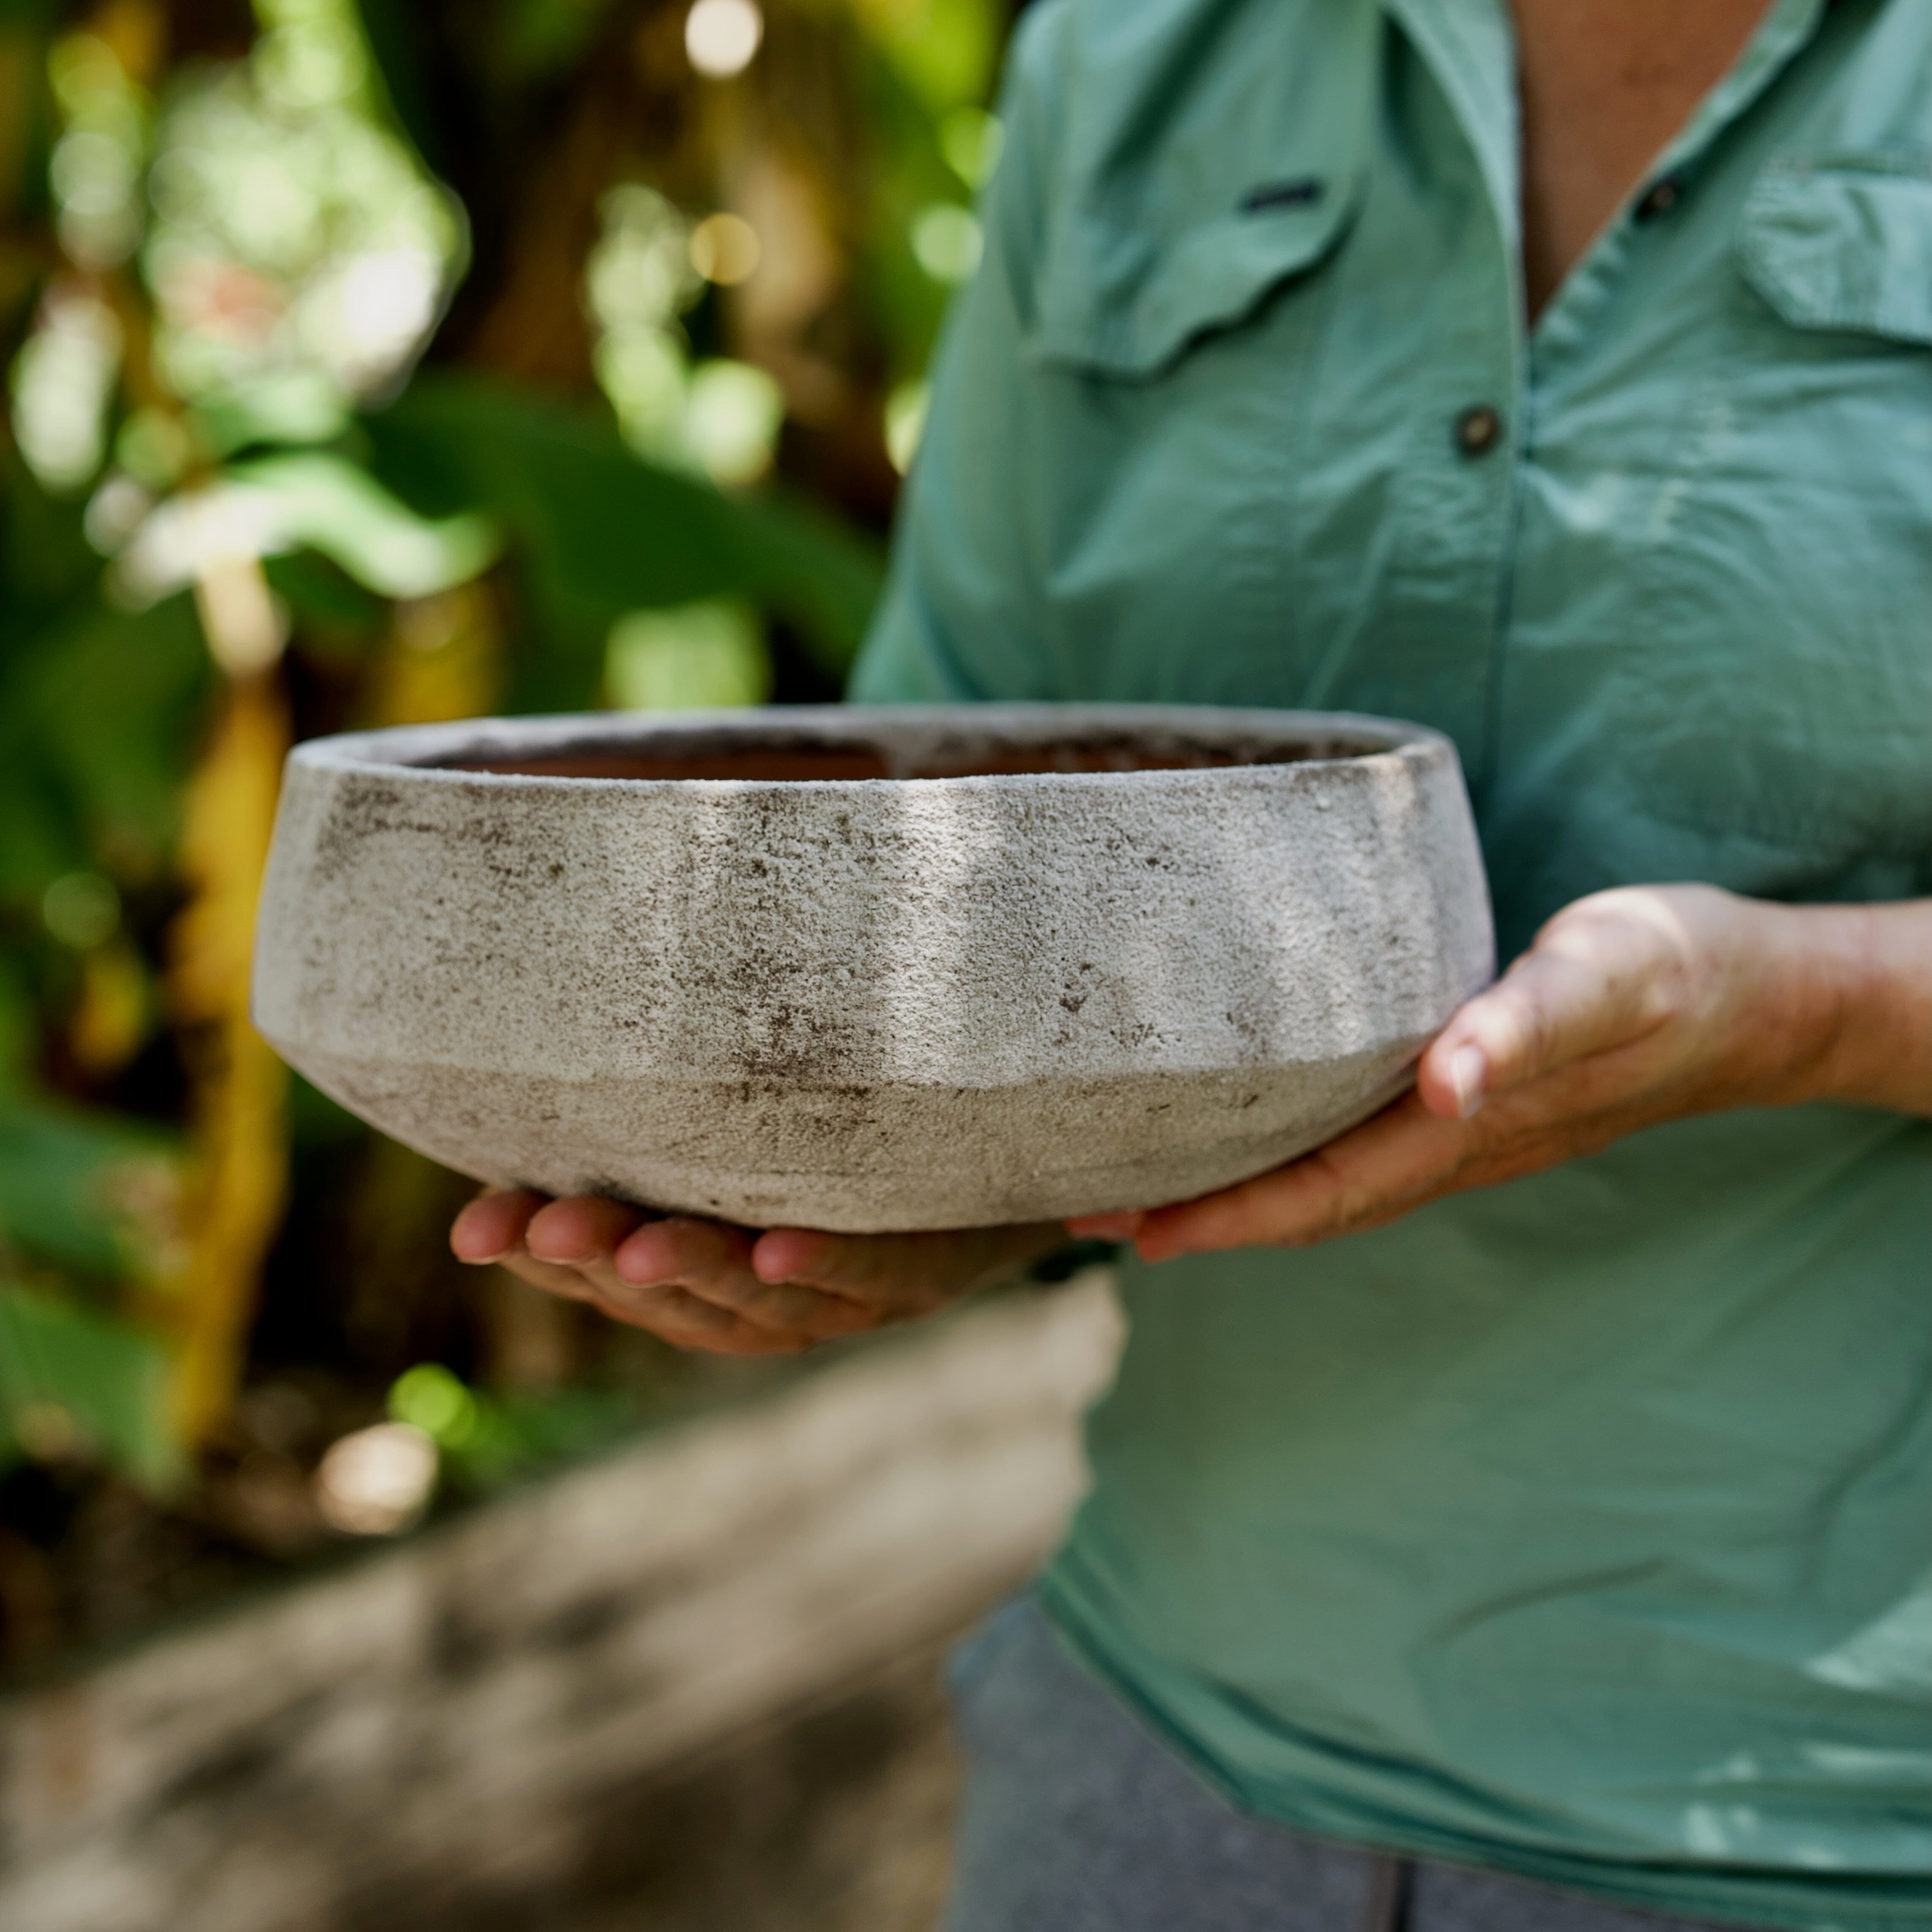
[1762,902,1932,1114]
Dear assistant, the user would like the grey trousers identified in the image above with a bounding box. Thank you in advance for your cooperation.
[943,1597,1760,1932]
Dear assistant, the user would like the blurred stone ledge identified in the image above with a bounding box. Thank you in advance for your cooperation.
[0,1273,1124,1932]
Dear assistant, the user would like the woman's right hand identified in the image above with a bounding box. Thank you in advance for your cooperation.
[450,1190,1065,1356]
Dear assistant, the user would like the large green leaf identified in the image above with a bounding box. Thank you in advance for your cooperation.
[360,374,885,682]
[264,550,386,633]
[0,447,98,620]
[0,592,210,901]
[0,448,209,901]
[0,1100,176,1278]
[0,2,60,247]
[349,0,463,181]
[226,451,500,599]
[190,370,353,460]
[0,1282,179,1488]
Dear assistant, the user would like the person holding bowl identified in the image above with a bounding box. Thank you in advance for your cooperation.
[453,0,1931,1925]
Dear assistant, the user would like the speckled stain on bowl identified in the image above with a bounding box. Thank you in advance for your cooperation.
[250,705,1494,1232]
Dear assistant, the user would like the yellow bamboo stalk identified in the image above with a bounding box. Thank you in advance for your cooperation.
[166,559,291,1447]
[370,584,500,727]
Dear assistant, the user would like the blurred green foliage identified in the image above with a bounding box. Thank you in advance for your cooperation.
[388,1358,637,1494]
[0,0,1009,1582]
[0,1280,178,1487]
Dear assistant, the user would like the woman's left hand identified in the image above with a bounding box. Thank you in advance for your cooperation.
[1067,884,1930,1263]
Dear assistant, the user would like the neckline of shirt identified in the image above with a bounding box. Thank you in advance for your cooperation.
[1382,0,1832,367]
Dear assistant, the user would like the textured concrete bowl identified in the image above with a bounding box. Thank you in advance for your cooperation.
[252,705,1493,1232]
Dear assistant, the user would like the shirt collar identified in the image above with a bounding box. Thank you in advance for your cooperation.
[1380,0,1520,252]
[1379,0,1833,261]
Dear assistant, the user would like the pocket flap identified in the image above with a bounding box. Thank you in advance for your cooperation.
[1737,156,1932,346]
[1029,171,1362,380]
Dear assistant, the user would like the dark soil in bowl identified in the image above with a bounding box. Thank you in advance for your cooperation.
[428,729,1388,784]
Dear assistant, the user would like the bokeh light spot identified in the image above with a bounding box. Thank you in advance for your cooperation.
[315,1422,437,1535]
[389,1363,479,1447]
[43,873,123,950]
[911,203,983,283]
[940,107,1003,188]
[685,359,785,488]
[685,0,763,79]
[688,212,761,285]
[608,601,769,710]
[8,286,123,493]
[884,378,929,476]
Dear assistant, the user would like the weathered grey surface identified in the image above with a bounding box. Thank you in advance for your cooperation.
[0,1277,1123,1932]
[253,705,1494,1230]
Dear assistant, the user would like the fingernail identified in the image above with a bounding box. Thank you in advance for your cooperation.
[1448,1044,1488,1119]
[456,1249,507,1266]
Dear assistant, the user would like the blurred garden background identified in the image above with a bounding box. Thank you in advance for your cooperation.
[0,0,1017,1672]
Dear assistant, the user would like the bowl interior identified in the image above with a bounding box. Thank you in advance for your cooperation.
[403,715,1399,783]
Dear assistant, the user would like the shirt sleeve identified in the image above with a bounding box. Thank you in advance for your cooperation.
[847,1,1071,705]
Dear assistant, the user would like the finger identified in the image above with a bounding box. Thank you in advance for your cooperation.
[614,1215,757,1288]
[732,1228,905,1332]
[1133,1093,1472,1261]
[498,1214,763,1338]
[451,1188,549,1263]
[747,1226,836,1285]
[1063,1211,1145,1240]
[747,1228,942,1317]
[493,1246,607,1303]
[588,1279,812,1356]
[750,1226,925,1299]
[675,1267,880,1338]
[492,1243,805,1354]
[497,1222,742,1328]
[613,1218,868,1340]
[751,1222,1059,1306]
[526,1194,649,1265]
[521,1223,796,1348]
[1417,902,1682,1119]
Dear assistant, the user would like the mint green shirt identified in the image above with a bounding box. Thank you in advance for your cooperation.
[850,0,1932,1925]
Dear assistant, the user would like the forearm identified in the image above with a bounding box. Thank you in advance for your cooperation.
[1772,899,1932,1116]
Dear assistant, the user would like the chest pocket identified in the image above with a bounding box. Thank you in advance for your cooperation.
[978,0,1383,706]
[1027,173,1363,379]
[1614,152,1932,893]
[1736,153,1932,345]
[1004,144,1368,707]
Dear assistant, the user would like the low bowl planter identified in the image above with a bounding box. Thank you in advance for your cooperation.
[251,704,1493,1231]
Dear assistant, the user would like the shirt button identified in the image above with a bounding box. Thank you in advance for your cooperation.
[1635,175,1683,222]
[1453,405,1503,458]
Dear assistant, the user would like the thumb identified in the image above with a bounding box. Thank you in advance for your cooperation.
[1417,902,1677,1118]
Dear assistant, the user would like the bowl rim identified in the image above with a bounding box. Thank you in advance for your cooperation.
[286,703,1457,792]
